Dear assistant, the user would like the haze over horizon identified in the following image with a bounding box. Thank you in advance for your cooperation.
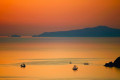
[0,0,120,36]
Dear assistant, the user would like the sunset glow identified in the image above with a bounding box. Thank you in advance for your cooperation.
[0,1,120,80]
[0,0,120,35]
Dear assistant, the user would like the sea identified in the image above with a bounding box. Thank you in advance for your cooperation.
[0,37,120,80]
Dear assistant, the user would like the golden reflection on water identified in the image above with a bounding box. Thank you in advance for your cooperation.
[0,37,120,80]
[0,65,120,80]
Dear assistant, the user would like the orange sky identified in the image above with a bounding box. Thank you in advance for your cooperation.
[0,0,120,35]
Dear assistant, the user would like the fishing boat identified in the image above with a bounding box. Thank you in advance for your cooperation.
[20,63,26,68]
[73,65,78,70]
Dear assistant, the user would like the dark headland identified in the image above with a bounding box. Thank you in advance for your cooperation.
[104,57,120,68]
[32,26,120,37]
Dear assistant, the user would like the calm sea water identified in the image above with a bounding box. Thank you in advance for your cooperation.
[0,37,120,80]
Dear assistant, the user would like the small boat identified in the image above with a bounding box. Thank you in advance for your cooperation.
[69,61,72,64]
[84,63,89,65]
[72,65,78,70]
[20,63,26,68]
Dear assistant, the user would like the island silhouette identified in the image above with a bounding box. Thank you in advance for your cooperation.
[11,35,21,37]
[32,26,120,37]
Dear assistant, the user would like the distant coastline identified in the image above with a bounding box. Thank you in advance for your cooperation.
[0,26,120,37]
[32,26,120,37]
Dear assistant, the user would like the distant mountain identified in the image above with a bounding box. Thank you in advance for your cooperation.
[32,26,120,37]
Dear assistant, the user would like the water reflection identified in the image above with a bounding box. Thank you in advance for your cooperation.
[0,37,120,80]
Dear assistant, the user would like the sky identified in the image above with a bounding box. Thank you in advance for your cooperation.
[0,0,120,36]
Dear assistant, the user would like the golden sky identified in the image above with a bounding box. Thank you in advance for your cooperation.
[0,0,120,35]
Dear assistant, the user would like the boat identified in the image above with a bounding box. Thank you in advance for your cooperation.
[69,61,72,64]
[84,63,89,65]
[72,65,78,70]
[20,63,26,68]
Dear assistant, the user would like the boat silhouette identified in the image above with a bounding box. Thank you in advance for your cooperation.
[20,63,26,68]
[73,65,78,70]
[69,61,72,64]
